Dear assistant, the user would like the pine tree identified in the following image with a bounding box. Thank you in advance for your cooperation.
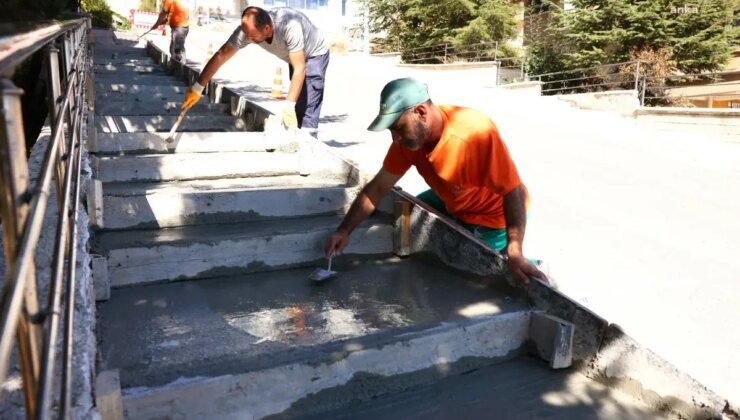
[364,0,519,52]
[528,0,735,74]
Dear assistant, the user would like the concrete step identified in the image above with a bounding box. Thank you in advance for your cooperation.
[96,81,187,90]
[94,50,147,59]
[96,175,359,229]
[93,85,186,97]
[94,74,176,85]
[94,101,228,116]
[95,85,188,102]
[95,64,162,73]
[284,357,661,419]
[96,255,533,419]
[94,115,246,133]
[92,151,297,182]
[94,58,156,67]
[90,132,297,155]
[92,215,395,286]
[93,90,184,102]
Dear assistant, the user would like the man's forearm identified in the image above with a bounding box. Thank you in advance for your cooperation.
[196,46,233,86]
[337,188,378,234]
[286,65,305,102]
[503,184,527,257]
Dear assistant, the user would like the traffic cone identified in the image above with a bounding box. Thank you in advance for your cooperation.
[271,66,285,99]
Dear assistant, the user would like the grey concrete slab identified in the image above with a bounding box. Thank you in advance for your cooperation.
[94,101,228,117]
[93,215,394,286]
[94,74,177,85]
[92,151,296,182]
[99,176,359,229]
[95,64,162,73]
[94,58,157,67]
[94,85,186,96]
[94,115,245,133]
[91,132,295,155]
[97,81,187,91]
[94,90,185,102]
[98,254,530,390]
[281,358,666,420]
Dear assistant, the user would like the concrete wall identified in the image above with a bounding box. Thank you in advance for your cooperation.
[499,80,542,96]
[634,107,740,136]
[554,90,640,116]
[396,61,498,85]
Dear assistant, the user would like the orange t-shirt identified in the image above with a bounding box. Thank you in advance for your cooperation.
[383,105,526,229]
[163,0,189,27]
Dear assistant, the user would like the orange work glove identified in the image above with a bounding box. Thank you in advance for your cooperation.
[281,100,298,129]
[182,82,204,110]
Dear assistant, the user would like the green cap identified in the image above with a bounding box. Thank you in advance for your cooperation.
[367,78,430,132]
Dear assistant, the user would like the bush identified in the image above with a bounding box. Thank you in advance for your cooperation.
[81,0,114,28]
[112,11,132,30]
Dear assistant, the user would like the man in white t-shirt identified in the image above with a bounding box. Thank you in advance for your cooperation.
[182,6,330,135]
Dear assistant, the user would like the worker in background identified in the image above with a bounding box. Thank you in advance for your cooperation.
[149,0,190,63]
[324,78,549,285]
[181,6,330,136]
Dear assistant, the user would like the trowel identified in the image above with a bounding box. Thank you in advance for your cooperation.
[309,253,337,283]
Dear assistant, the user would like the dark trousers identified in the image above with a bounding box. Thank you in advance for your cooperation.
[289,52,330,130]
[170,26,189,63]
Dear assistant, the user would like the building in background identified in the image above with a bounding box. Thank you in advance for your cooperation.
[245,0,367,52]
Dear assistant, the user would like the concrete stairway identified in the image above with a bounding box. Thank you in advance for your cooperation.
[89,35,664,420]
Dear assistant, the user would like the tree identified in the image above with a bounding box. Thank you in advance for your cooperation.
[139,0,158,13]
[527,0,735,75]
[364,0,519,52]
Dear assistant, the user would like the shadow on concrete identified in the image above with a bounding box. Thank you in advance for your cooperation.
[319,113,349,124]
[321,140,360,148]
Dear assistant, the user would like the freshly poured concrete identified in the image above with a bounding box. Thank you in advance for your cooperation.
[279,357,666,420]
[97,254,529,389]
[99,176,358,229]
[93,215,394,286]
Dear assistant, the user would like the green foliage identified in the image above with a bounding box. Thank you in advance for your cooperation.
[112,11,132,30]
[364,0,519,52]
[81,0,113,27]
[529,0,735,75]
[1,0,79,22]
[139,0,158,13]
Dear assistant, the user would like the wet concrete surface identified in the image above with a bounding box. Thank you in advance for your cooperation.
[98,254,527,389]
[275,357,665,420]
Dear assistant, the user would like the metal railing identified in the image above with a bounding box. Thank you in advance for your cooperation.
[639,70,740,107]
[529,60,641,95]
[402,41,501,64]
[0,17,91,419]
[496,55,527,85]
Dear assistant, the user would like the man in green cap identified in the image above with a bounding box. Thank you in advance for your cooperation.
[324,78,547,285]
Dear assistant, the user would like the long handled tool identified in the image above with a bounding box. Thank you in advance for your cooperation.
[165,108,188,143]
[137,28,154,41]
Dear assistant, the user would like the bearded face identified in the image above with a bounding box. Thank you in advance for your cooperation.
[391,110,431,152]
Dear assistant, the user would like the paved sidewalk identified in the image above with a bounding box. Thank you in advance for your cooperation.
[140,28,740,405]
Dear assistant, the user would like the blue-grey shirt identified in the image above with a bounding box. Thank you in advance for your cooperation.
[226,7,329,62]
